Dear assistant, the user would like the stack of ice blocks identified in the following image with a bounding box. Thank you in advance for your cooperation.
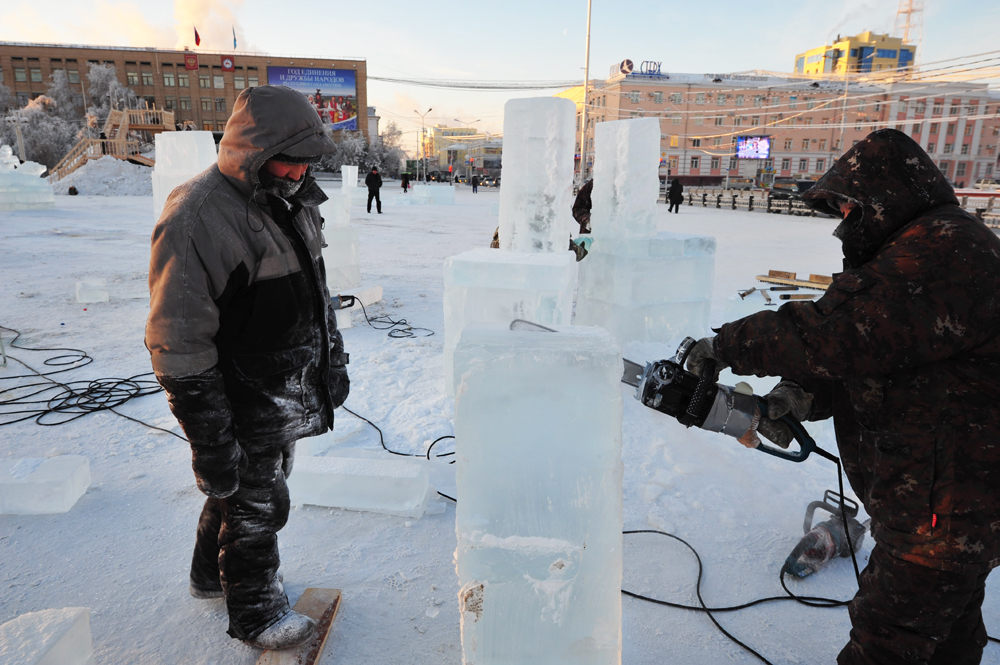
[0,146,54,211]
[320,165,361,293]
[152,131,217,219]
[443,97,578,395]
[575,118,716,342]
[454,325,623,665]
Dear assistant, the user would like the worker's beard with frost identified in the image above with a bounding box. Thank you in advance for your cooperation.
[259,169,306,199]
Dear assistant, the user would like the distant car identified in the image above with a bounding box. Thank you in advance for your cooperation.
[725,177,756,191]
[480,176,498,187]
[456,175,468,184]
[973,178,999,190]
[769,179,816,200]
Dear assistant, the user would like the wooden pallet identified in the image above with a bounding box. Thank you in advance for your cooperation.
[256,588,342,665]
[756,270,832,291]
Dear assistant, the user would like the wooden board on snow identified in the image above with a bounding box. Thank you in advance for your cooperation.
[255,588,342,665]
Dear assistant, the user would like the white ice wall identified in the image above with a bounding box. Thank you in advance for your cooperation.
[590,118,660,239]
[454,325,623,665]
[152,131,217,219]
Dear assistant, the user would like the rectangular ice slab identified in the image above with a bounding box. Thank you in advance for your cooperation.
[152,131,217,219]
[0,456,91,514]
[287,454,435,518]
[319,190,350,228]
[498,97,576,252]
[591,118,661,238]
[411,184,456,205]
[341,165,358,188]
[575,232,716,343]
[454,325,623,665]
[322,226,361,291]
[0,607,95,665]
[443,248,577,395]
[75,278,109,304]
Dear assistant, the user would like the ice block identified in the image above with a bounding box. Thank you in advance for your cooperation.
[0,607,95,665]
[319,190,350,228]
[0,146,55,211]
[575,232,716,342]
[590,117,661,239]
[498,97,576,252]
[287,454,435,518]
[443,248,577,395]
[75,278,109,304]
[411,184,456,205]
[152,131,217,219]
[341,165,358,188]
[322,226,361,291]
[454,325,623,665]
[0,456,91,515]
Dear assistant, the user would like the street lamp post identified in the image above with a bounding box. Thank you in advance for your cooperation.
[579,0,593,185]
[414,108,433,182]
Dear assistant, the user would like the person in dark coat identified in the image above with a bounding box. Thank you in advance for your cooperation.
[667,179,683,213]
[685,129,1000,664]
[572,179,593,234]
[471,174,479,193]
[146,85,350,651]
[401,173,409,193]
[365,166,382,213]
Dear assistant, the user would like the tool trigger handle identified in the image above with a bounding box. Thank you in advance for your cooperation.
[752,396,817,463]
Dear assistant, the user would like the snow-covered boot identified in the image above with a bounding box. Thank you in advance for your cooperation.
[243,610,316,650]
[190,571,282,600]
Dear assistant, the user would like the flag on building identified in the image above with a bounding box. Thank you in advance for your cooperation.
[233,27,237,49]
[194,27,201,46]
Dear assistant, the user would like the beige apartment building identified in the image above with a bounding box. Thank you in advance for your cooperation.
[0,42,368,138]
[567,63,1000,187]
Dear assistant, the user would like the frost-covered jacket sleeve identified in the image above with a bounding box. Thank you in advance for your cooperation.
[714,222,996,382]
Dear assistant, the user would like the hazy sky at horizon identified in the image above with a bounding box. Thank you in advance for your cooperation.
[3,0,997,151]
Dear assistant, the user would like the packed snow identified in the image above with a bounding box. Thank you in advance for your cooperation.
[54,157,153,197]
[3,188,1000,664]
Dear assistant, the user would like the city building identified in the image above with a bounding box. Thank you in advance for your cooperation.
[0,41,368,138]
[564,61,1000,187]
[423,124,479,170]
[795,31,917,76]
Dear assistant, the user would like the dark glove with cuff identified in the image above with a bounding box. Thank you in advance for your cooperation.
[757,381,814,449]
[685,336,729,381]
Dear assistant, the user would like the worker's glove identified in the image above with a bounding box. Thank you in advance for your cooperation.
[329,329,351,409]
[756,381,814,450]
[569,237,592,262]
[192,440,248,499]
[685,336,729,381]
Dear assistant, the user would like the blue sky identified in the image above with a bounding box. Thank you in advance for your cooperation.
[3,0,997,150]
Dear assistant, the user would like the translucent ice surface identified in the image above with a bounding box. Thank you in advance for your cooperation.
[319,190,350,228]
[411,184,456,205]
[0,607,95,665]
[341,165,358,188]
[0,456,91,515]
[576,232,716,342]
[0,147,54,211]
[152,131,217,219]
[498,97,576,252]
[454,325,623,665]
[75,278,109,304]
[322,226,361,292]
[591,118,661,239]
[443,248,577,395]
[287,454,435,518]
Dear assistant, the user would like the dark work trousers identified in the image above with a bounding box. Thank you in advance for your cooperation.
[838,545,991,665]
[367,188,382,213]
[668,201,680,213]
[190,445,294,640]
[472,184,478,193]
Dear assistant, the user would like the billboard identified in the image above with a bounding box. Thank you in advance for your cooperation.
[267,66,358,131]
[735,135,770,160]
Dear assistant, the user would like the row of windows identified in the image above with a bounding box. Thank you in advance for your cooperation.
[156,97,228,112]
[4,64,257,91]
[627,91,819,109]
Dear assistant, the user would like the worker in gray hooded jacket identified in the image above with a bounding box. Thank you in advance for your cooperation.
[146,85,349,650]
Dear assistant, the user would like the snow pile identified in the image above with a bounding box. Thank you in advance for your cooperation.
[55,157,152,196]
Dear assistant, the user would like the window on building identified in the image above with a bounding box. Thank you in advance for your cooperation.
[735,116,743,126]
[930,123,938,134]
[716,95,726,106]
[939,161,949,174]
[234,75,245,90]
[127,71,139,85]
[960,144,969,155]
[753,95,763,107]
[946,123,955,135]
[201,98,212,111]
[781,158,791,170]
[143,95,156,108]
[670,135,678,147]
[671,93,682,104]
[247,74,258,88]
[950,106,959,116]
[203,123,214,131]
[735,95,744,106]
[16,92,30,106]
[694,114,703,125]
[855,119,863,130]
[799,158,808,171]
[944,143,953,154]
[927,142,935,153]
[629,90,640,103]
[965,125,973,136]
[729,158,737,170]
[653,91,663,104]
[789,95,797,109]
[215,98,226,112]
[957,162,967,177]
[816,159,825,172]
[801,139,810,150]
[214,75,225,89]
[142,72,154,86]
[692,138,701,147]
[178,72,189,87]
[690,156,700,169]
[714,116,724,126]
[932,104,942,115]
[199,74,211,88]
[858,100,866,112]
[671,113,681,125]
[163,72,175,87]
[803,118,813,126]
[68,70,80,84]
[784,139,793,150]
[696,93,706,105]
[164,97,176,110]
[179,97,191,110]
[987,164,994,175]
[751,116,760,126]
[713,137,722,147]
[819,139,827,151]
[915,102,926,114]
[29,68,42,83]
[14,68,27,82]
[711,157,720,170]
[806,98,815,109]
[669,156,679,170]
[874,101,881,112]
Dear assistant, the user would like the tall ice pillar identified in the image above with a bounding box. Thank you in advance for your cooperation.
[443,97,578,395]
[575,118,716,342]
[152,131,217,219]
[454,325,623,664]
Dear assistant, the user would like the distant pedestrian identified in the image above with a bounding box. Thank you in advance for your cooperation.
[99,131,108,155]
[471,175,479,194]
[365,166,382,214]
[401,173,409,193]
[667,179,684,214]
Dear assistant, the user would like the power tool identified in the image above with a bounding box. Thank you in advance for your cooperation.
[782,490,868,578]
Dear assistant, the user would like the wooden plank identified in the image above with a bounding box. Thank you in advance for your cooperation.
[756,275,830,291]
[808,274,833,285]
[767,270,797,280]
[779,293,817,300]
[255,588,342,665]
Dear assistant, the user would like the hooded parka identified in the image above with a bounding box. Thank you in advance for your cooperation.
[146,85,348,640]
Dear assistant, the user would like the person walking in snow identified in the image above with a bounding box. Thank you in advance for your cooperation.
[471,174,479,194]
[146,85,349,651]
[365,166,382,214]
[685,129,1000,664]
[667,179,683,213]
[401,172,409,193]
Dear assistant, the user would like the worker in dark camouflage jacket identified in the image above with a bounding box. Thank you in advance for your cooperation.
[686,129,1000,664]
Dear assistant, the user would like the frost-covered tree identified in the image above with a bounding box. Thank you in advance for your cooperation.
[46,69,82,122]
[0,83,13,114]
[84,63,135,133]
[316,121,405,177]
[0,95,79,169]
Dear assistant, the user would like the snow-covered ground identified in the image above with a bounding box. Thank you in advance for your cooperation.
[53,157,153,197]
[2,188,999,664]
